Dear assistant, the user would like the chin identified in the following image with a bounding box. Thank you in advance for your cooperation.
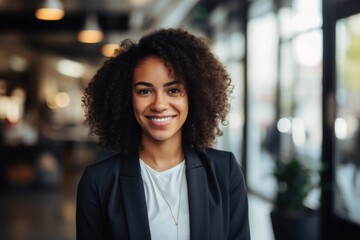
[145,131,180,143]
[149,135,173,142]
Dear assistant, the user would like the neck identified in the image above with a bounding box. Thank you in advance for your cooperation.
[139,137,184,172]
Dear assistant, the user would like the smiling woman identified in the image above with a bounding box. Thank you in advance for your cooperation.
[77,28,251,240]
[132,57,189,154]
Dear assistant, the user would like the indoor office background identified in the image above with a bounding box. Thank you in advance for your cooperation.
[0,0,360,239]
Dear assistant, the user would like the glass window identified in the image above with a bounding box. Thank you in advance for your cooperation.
[246,4,323,204]
[335,13,360,225]
[288,30,323,208]
[247,13,278,198]
[292,0,322,32]
[291,30,323,160]
[213,31,245,162]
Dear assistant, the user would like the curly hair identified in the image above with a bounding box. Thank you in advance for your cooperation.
[82,28,232,154]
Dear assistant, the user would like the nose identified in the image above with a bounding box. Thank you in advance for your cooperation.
[150,93,168,112]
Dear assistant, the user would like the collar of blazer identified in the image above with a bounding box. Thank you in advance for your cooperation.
[119,148,209,240]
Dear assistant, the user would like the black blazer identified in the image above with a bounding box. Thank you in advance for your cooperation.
[76,148,251,240]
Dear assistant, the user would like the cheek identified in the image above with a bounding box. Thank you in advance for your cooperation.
[179,98,189,117]
[132,98,143,119]
[132,96,143,111]
[132,104,143,126]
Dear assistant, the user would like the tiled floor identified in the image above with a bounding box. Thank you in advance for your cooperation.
[0,170,81,240]
[0,171,274,240]
[0,191,75,240]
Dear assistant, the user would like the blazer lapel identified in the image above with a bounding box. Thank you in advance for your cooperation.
[120,153,151,240]
[185,148,209,240]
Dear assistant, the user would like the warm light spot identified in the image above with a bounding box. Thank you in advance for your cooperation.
[46,94,58,109]
[54,92,70,108]
[77,30,103,44]
[128,0,152,7]
[6,97,22,123]
[35,8,64,21]
[101,44,119,57]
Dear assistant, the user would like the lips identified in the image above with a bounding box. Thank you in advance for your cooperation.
[146,115,175,124]
[149,116,173,122]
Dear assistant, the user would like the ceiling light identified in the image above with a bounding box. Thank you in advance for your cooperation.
[77,13,104,44]
[101,34,127,57]
[35,0,65,21]
[129,0,152,8]
[101,44,120,57]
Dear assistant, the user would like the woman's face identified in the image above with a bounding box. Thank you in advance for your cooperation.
[132,56,188,144]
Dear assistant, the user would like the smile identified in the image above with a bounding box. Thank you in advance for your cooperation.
[148,116,173,123]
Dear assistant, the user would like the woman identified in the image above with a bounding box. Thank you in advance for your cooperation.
[77,28,250,240]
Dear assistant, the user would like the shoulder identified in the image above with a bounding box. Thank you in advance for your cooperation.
[192,148,247,196]
[78,153,125,186]
[196,148,243,176]
[201,148,239,167]
[202,148,246,190]
[202,148,234,159]
[86,153,124,173]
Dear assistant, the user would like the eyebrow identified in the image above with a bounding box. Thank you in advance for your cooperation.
[133,80,183,88]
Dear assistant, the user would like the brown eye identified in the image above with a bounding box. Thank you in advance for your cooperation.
[168,88,181,94]
[138,89,151,95]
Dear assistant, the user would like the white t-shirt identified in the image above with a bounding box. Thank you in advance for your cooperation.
[140,159,190,240]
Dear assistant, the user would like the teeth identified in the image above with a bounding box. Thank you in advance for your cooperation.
[150,117,172,123]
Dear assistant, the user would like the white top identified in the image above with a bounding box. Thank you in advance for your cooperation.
[140,159,190,240]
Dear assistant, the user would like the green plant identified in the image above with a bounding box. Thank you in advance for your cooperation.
[273,156,318,212]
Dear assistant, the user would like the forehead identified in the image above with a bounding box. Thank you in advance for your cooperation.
[136,56,168,70]
[133,56,175,81]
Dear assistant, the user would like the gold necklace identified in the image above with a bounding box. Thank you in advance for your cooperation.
[143,161,186,240]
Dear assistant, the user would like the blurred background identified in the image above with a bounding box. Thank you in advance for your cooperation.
[0,0,360,239]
